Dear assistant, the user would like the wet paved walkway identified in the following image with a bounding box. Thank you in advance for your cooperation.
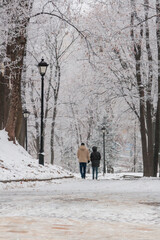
[1,216,160,240]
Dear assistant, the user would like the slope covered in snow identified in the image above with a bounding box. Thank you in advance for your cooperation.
[0,130,73,181]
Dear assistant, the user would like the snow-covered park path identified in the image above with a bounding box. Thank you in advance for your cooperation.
[0,177,160,239]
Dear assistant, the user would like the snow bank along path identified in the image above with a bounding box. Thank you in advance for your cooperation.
[0,130,73,181]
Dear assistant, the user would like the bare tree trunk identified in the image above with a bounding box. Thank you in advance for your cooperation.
[50,65,60,164]
[70,103,81,147]
[4,0,33,143]
[86,114,93,146]
[0,73,5,129]
[130,1,150,176]
[133,120,137,172]
[50,104,57,165]
[154,0,160,176]
[0,66,10,129]
[144,0,154,176]
[29,80,40,158]
[5,33,26,142]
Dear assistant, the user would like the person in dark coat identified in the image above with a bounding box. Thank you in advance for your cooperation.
[90,146,101,180]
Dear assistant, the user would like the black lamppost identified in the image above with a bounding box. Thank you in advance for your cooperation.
[38,58,48,165]
[101,126,106,175]
[23,108,30,151]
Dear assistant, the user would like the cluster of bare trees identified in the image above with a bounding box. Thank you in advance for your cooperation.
[115,0,160,177]
[0,0,34,144]
[89,0,160,176]
[0,0,85,166]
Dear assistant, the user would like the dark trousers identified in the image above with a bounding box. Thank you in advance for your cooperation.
[79,163,87,179]
[92,167,98,179]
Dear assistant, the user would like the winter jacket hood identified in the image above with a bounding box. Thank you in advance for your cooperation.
[79,145,86,151]
[92,146,97,152]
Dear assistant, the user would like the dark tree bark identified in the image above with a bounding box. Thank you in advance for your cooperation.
[0,67,10,129]
[144,0,154,176]
[4,0,33,143]
[5,33,27,142]
[0,73,5,129]
[130,0,154,176]
[154,0,160,176]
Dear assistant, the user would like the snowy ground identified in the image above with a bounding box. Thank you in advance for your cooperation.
[1,177,160,239]
[1,130,160,239]
[0,130,73,181]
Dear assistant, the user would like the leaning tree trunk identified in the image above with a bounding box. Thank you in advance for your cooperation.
[0,66,10,130]
[5,33,27,142]
[4,0,33,143]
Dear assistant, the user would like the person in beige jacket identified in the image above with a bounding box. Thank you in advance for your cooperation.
[77,143,90,179]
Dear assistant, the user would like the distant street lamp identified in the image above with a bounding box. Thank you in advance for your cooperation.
[101,126,106,175]
[38,58,48,165]
[23,108,30,151]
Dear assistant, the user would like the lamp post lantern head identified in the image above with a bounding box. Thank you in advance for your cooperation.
[23,109,30,119]
[38,58,48,76]
[101,126,106,133]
